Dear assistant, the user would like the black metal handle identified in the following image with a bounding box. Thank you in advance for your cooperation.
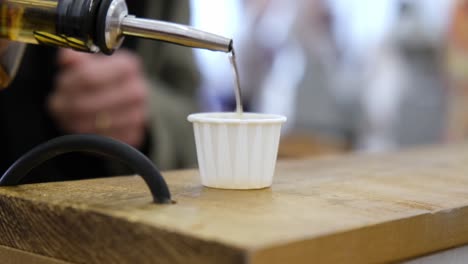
[0,134,171,204]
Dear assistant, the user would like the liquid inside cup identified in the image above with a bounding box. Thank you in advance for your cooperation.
[188,112,287,123]
[188,112,286,189]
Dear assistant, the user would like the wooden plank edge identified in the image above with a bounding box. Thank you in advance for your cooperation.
[0,244,70,264]
[0,194,246,264]
[249,206,468,264]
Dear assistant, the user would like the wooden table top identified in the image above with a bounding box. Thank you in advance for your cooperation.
[0,144,467,264]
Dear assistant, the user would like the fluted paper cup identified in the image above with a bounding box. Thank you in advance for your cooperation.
[188,112,287,189]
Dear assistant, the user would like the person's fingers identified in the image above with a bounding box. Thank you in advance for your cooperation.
[62,105,147,147]
[105,103,148,131]
[48,92,62,115]
[55,50,141,95]
[57,49,94,67]
[50,49,148,147]
[97,104,147,147]
[58,76,148,117]
[49,104,147,148]
[108,126,146,147]
[48,74,149,148]
[62,98,147,132]
[50,68,148,121]
[0,40,10,55]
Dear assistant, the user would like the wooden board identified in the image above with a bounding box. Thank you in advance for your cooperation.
[0,245,70,264]
[0,144,468,263]
[404,245,468,264]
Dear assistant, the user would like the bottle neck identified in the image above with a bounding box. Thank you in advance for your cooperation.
[94,0,128,54]
[53,0,127,54]
[56,0,102,52]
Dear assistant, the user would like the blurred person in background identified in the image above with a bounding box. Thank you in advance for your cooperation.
[238,0,348,157]
[356,0,455,152]
[0,0,199,183]
[192,0,457,158]
[243,0,458,157]
[445,0,468,142]
[190,0,243,112]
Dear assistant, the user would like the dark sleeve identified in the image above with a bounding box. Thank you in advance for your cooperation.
[138,0,201,170]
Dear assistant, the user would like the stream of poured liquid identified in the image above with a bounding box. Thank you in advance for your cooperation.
[229,49,243,115]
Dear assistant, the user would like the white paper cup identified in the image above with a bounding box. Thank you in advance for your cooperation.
[187,112,287,189]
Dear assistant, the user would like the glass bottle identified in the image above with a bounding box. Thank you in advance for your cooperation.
[0,0,232,88]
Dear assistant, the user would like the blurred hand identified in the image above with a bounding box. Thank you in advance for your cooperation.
[0,40,9,55]
[48,49,149,148]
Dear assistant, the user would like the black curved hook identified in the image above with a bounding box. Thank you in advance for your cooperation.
[0,135,171,204]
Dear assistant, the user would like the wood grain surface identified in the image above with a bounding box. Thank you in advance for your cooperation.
[0,144,467,263]
[0,245,70,264]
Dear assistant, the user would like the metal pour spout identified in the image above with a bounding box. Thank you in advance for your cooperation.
[121,16,233,53]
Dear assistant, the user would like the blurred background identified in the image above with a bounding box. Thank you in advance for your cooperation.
[189,0,468,159]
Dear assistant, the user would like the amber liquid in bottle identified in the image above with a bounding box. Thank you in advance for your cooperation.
[0,0,95,49]
[0,0,57,44]
[0,0,98,87]
[0,0,235,88]
[0,0,57,87]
